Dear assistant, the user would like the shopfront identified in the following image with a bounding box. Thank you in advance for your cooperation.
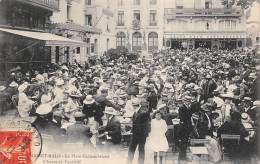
[0,28,85,81]
[164,32,247,50]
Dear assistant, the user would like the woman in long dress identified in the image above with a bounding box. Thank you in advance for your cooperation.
[147,110,169,164]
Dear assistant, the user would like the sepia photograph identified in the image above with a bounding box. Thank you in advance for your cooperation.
[0,0,259,163]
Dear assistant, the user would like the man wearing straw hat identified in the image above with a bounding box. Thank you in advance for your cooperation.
[99,107,122,153]
[83,95,104,125]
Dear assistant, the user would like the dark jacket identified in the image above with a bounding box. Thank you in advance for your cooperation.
[66,122,91,144]
[131,107,151,138]
[217,120,249,157]
[94,95,121,111]
[147,91,158,110]
[105,116,122,144]
[178,104,193,140]
[83,103,104,125]
[201,79,217,99]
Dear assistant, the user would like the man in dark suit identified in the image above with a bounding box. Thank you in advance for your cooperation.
[66,112,92,146]
[94,89,121,113]
[217,112,249,161]
[103,107,122,145]
[177,96,193,161]
[127,98,151,164]
[83,95,104,125]
[201,74,217,101]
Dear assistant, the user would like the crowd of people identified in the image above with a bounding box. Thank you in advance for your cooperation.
[0,48,259,164]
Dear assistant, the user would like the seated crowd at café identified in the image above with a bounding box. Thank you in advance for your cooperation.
[0,48,259,163]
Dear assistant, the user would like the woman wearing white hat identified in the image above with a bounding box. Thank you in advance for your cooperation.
[67,77,78,94]
[35,94,53,116]
[5,81,19,108]
[220,92,238,123]
[53,79,65,104]
[17,82,36,122]
[63,91,81,123]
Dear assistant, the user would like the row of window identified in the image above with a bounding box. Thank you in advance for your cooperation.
[116,32,158,51]
[117,0,212,9]
[84,0,157,6]
[176,0,213,9]
[118,0,157,6]
[117,10,157,26]
[169,20,238,31]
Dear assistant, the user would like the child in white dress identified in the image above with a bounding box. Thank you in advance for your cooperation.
[147,110,169,164]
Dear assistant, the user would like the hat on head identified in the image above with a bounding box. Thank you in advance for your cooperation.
[36,104,52,115]
[133,81,139,85]
[18,82,29,92]
[61,65,69,71]
[0,85,6,91]
[183,95,193,101]
[118,100,125,106]
[74,111,86,118]
[104,107,119,115]
[249,73,257,79]
[56,79,64,86]
[9,81,18,87]
[119,91,128,98]
[132,98,140,106]
[164,83,172,89]
[220,92,235,99]
[69,91,82,98]
[194,85,202,90]
[35,74,45,83]
[41,94,51,104]
[241,113,250,123]
[106,95,113,101]
[158,104,167,110]
[83,95,95,104]
[169,88,175,93]
[206,74,212,79]
[253,100,260,107]
[81,82,87,86]
[69,77,77,84]
[243,97,252,101]
[114,81,122,86]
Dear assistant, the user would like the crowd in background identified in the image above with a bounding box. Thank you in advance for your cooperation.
[0,48,259,164]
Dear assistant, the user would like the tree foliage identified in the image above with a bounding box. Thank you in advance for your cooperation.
[222,0,259,9]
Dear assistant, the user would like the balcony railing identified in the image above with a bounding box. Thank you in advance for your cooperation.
[16,0,59,11]
[164,8,242,17]
[117,22,125,26]
[149,21,157,26]
[132,20,140,30]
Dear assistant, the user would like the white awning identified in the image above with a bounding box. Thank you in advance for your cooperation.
[0,28,86,46]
